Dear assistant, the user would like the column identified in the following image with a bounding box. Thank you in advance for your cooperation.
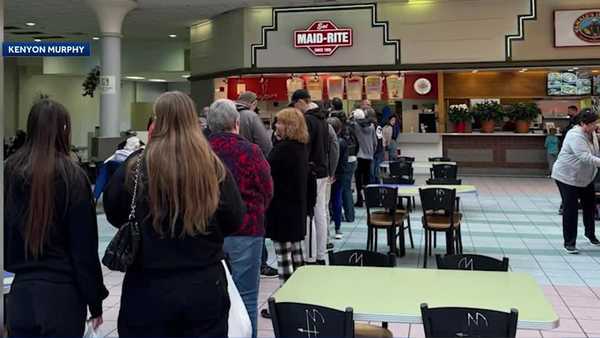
[85,0,137,137]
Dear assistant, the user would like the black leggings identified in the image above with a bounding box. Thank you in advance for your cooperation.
[355,158,372,204]
[556,180,597,246]
[118,263,230,337]
[7,280,86,337]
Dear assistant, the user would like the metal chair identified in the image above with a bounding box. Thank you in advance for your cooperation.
[383,160,417,215]
[436,254,509,272]
[398,156,415,163]
[420,303,518,338]
[426,164,462,185]
[329,250,395,267]
[419,188,463,268]
[428,157,451,162]
[269,298,392,338]
[365,185,409,256]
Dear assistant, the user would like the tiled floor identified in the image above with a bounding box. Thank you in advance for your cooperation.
[97,176,600,337]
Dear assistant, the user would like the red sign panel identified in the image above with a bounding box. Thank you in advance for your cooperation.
[293,20,353,56]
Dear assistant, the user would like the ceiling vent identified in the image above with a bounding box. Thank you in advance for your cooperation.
[11,31,44,35]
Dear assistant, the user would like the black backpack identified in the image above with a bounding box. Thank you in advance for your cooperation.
[342,124,359,157]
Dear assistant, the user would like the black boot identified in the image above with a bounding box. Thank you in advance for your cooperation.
[316,259,326,265]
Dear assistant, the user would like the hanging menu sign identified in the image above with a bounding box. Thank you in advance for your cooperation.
[287,77,305,101]
[327,76,344,99]
[307,77,323,101]
[346,76,363,100]
[365,75,382,100]
[386,75,404,99]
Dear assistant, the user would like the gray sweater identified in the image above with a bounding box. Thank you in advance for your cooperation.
[552,126,600,187]
[238,106,273,156]
[351,119,377,160]
[327,124,340,177]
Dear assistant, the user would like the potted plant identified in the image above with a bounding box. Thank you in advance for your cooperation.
[506,102,541,133]
[448,104,471,133]
[471,101,505,133]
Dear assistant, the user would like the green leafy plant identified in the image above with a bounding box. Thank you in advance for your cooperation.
[506,102,541,121]
[448,104,471,123]
[82,65,101,97]
[471,100,505,122]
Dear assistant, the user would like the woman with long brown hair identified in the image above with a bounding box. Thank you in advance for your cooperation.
[5,99,108,336]
[265,108,310,282]
[103,91,244,336]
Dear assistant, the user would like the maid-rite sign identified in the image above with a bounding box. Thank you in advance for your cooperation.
[555,9,600,47]
[294,20,353,56]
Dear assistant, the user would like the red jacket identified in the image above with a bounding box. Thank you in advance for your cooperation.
[210,132,273,237]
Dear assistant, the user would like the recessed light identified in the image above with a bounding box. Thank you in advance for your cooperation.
[472,70,478,73]
[181,74,191,78]
[168,34,177,38]
[25,22,36,27]
[34,39,41,42]
[125,76,145,80]
[148,79,167,82]
[519,68,528,73]
[593,70,599,73]
[92,36,100,40]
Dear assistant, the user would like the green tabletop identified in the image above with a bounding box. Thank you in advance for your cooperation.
[272,266,558,330]
[396,184,477,196]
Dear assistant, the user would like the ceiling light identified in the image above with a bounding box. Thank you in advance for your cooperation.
[519,68,528,73]
[92,36,100,40]
[472,70,478,73]
[572,67,579,70]
[593,70,599,73]
[25,22,36,27]
[181,74,191,78]
[148,79,167,82]
[125,76,145,80]
[168,34,177,38]
[34,39,41,42]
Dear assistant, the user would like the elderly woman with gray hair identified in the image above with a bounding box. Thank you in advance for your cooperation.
[207,99,273,338]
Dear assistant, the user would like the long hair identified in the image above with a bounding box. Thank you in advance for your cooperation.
[145,91,226,237]
[6,99,75,259]
[276,108,309,144]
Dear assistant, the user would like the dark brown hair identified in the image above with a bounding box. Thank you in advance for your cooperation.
[7,99,75,258]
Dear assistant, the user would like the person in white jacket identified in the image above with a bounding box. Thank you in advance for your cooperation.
[552,109,600,253]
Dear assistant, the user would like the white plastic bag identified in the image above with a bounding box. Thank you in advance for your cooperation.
[221,260,252,338]
[83,321,99,338]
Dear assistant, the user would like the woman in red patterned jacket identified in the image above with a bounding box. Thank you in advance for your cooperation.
[207,99,273,338]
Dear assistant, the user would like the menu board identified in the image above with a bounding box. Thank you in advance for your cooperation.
[287,77,304,101]
[548,71,592,96]
[327,76,344,99]
[386,75,405,99]
[307,77,323,101]
[594,75,600,96]
[365,76,383,100]
[346,76,363,100]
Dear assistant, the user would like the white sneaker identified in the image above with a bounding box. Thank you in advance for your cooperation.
[564,245,579,254]
[335,231,343,240]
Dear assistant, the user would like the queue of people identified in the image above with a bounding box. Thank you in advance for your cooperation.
[3,88,400,337]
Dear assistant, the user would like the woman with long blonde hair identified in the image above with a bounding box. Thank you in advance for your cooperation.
[265,108,310,282]
[104,91,244,337]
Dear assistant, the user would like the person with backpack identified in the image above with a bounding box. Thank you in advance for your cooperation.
[331,100,358,222]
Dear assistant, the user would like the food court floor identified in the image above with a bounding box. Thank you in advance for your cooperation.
[97,176,600,337]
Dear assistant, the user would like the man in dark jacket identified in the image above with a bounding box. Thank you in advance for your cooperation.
[290,89,329,265]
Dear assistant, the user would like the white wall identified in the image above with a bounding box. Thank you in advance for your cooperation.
[4,59,18,136]
[136,82,167,102]
[167,81,191,94]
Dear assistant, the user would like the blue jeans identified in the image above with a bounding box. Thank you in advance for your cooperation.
[371,151,385,184]
[332,179,343,230]
[223,236,263,338]
[342,161,357,222]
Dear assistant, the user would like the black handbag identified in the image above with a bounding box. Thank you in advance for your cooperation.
[101,153,143,272]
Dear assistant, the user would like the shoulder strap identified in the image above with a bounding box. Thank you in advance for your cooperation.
[128,152,144,222]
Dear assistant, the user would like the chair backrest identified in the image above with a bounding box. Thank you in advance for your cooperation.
[365,185,398,210]
[436,254,509,272]
[398,156,415,163]
[328,250,395,267]
[431,164,458,180]
[429,157,451,162]
[419,188,456,216]
[389,161,414,181]
[420,303,518,338]
[269,298,354,338]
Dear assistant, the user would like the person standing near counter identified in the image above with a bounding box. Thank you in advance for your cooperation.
[383,115,400,161]
[552,109,600,254]
[545,128,559,176]
[351,109,377,207]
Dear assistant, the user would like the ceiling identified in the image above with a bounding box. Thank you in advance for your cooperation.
[5,0,382,41]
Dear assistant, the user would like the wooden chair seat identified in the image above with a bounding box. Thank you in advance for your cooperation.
[370,211,407,227]
[422,213,462,229]
[354,323,393,338]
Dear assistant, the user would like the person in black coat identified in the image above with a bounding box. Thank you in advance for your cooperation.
[265,108,310,282]
[103,91,245,337]
[5,99,108,336]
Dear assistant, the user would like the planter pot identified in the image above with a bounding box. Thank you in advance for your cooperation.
[454,121,467,133]
[515,120,530,133]
[480,120,495,133]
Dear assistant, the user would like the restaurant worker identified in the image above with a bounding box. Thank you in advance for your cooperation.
[552,109,600,254]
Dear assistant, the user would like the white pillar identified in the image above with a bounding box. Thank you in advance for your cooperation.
[85,0,136,137]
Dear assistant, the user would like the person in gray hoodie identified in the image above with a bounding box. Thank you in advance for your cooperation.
[552,109,600,254]
[350,108,377,207]
[236,91,273,156]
